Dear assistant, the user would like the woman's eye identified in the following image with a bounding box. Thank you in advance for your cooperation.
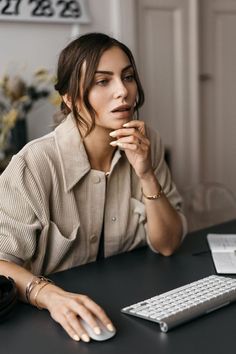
[123,74,134,82]
[96,79,109,86]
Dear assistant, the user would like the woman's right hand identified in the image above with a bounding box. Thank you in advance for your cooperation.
[34,283,115,342]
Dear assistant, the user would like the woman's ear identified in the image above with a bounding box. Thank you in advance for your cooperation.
[62,94,81,112]
[62,94,72,110]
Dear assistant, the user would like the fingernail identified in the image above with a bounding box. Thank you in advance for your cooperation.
[81,333,90,342]
[109,131,116,137]
[107,323,115,332]
[110,141,117,146]
[94,326,101,335]
[73,334,80,341]
[123,123,129,127]
[117,142,123,148]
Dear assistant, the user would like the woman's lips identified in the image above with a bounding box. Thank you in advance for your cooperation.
[111,109,132,119]
[111,104,131,113]
[111,105,132,118]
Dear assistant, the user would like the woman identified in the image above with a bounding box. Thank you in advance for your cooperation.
[0,33,186,342]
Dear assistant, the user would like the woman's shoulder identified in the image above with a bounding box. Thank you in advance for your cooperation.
[3,131,57,178]
[17,131,56,163]
[0,131,58,193]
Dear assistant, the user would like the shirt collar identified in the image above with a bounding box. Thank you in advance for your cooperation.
[55,114,123,192]
[55,114,91,192]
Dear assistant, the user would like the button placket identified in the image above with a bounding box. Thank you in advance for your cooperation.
[86,171,106,261]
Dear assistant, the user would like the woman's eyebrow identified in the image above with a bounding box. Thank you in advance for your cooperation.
[95,64,133,75]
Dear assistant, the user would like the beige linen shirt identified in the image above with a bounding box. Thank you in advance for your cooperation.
[0,114,186,275]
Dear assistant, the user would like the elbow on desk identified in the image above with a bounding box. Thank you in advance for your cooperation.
[161,237,183,256]
[151,238,181,257]
[148,224,183,256]
[159,247,176,257]
[148,215,184,256]
[149,243,176,257]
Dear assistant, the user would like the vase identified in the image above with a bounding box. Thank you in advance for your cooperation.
[10,119,28,154]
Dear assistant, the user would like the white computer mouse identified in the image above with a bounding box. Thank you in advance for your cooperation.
[80,319,116,342]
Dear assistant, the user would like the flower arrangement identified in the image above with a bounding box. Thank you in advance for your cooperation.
[0,69,60,152]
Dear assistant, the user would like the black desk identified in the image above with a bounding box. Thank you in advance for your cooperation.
[1,220,236,354]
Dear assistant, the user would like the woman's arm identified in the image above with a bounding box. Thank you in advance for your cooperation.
[139,172,183,255]
[0,260,115,342]
[109,120,184,255]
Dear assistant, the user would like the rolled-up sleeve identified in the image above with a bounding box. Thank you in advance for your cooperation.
[0,155,43,265]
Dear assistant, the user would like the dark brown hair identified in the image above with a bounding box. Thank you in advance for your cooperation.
[54,32,145,136]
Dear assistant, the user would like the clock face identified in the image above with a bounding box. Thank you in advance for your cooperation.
[0,0,90,24]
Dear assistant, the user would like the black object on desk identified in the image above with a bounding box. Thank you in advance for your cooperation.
[0,276,18,322]
[1,219,236,354]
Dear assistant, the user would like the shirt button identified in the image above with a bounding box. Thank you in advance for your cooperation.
[92,176,101,184]
[112,217,117,222]
[90,234,98,243]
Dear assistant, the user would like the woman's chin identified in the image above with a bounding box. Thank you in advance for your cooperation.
[96,117,132,131]
[113,117,132,128]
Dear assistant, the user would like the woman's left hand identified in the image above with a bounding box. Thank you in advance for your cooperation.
[110,120,152,178]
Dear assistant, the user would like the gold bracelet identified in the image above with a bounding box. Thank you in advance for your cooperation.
[142,187,164,200]
[25,276,53,304]
[26,276,43,304]
[34,282,52,310]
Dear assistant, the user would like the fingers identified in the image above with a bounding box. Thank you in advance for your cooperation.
[109,120,149,151]
[63,310,91,342]
[110,126,145,140]
[110,135,149,147]
[110,130,150,151]
[68,295,114,335]
[56,309,91,342]
[110,120,145,137]
[59,311,83,342]
[124,120,146,135]
[49,293,115,343]
[78,295,114,331]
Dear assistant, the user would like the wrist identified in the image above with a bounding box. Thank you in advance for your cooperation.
[140,173,163,199]
[25,275,53,304]
[142,186,164,200]
[33,283,59,310]
[139,170,156,183]
[25,275,57,310]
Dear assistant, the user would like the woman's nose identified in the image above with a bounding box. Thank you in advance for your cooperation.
[113,80,128,99]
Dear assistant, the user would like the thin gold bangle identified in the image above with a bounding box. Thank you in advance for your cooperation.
[34,282,52,310]
[142,187,164,200]
[25,276,43,304]
[25,276,53,304]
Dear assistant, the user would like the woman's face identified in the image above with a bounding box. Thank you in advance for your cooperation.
[80,46,138,131]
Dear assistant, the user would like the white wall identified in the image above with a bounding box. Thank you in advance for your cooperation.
[0,0,116,141]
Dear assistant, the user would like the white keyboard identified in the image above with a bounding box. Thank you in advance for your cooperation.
[121,275,236,332]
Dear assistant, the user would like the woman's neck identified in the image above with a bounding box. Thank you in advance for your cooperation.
[83,126,116,173]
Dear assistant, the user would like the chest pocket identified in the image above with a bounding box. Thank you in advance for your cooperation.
[32,221,81,274]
